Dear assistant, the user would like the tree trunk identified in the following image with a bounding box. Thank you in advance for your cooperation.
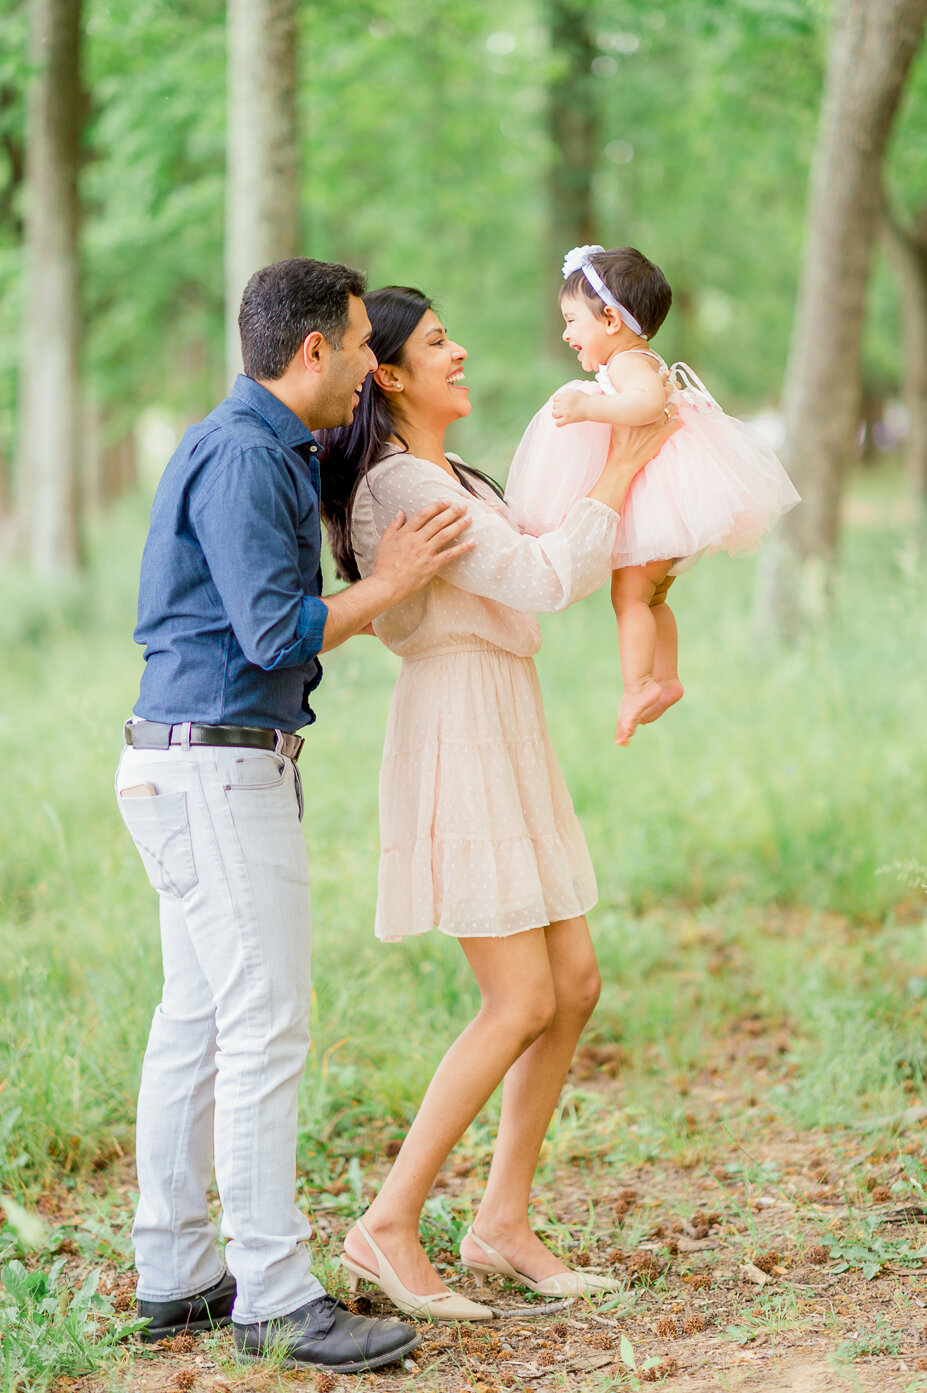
[18,0,82,573]
[81,403,138,516]
[883,200,927,542]
[0,84,26,236]
[225,0,300,383]
[757,0,927,635]
[0,445,14,563]
[544,0,598,350]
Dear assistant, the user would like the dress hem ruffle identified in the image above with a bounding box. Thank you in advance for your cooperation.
[376,889,599,943]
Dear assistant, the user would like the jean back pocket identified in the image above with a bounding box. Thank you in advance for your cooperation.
[117,790,198,898]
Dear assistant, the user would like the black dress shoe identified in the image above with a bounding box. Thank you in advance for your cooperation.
[233,1293,421,1373]
[137,1268,237,1341]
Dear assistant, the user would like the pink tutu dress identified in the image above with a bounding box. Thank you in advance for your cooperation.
[505,350,800,574]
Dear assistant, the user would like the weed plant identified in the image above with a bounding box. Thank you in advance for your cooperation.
[0,1257,144,1391]
[0,475,925,1198]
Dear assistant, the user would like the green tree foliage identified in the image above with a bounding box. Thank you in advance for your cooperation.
[0,0,924,479]
[81,0,226,426]
[873,32,927,386]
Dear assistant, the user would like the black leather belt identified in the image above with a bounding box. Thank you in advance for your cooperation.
[125,721,304,762]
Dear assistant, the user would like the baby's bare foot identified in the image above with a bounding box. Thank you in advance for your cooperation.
[638,678,684,726]
[615,679,663,745]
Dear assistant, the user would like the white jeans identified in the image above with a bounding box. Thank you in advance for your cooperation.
[115,740,325,1322]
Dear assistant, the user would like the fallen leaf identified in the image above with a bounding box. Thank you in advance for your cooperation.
[564,1353,616,1372]
[0,1195,49,1249]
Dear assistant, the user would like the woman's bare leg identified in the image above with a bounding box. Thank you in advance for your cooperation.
[461,916,601,1280]
[343,927,558,1295]
[611,559,674,744]
[639,575,684,725]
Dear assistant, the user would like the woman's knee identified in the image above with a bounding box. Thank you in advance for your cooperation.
[545,921,602,1024]
[559,962,601,1024]
[480,987,558,1051]
[583,963,603,1016]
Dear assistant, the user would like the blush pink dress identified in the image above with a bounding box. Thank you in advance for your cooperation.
[505,350,800,575]
[350,449,620,942]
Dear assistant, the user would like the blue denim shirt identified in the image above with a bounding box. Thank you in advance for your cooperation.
[134,376,329,732]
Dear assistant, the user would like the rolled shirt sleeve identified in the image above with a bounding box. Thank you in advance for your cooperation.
[191,446,328,671]
[264,593,329,670]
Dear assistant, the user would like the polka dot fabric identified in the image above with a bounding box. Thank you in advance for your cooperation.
[350,450,620,941]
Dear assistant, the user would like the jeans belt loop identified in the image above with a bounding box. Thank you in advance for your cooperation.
[274,729,285,756]
[178,721,192,751]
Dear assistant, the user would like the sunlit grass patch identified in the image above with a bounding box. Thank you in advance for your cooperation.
[1,473,925,1201]
[0,1257,145,1393]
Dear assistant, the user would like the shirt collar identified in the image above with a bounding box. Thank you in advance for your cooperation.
[231,374,318,450]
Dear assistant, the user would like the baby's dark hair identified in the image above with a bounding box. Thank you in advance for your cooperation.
[559,246,672,340]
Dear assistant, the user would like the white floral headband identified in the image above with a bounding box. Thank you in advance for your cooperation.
[562,244,646,338]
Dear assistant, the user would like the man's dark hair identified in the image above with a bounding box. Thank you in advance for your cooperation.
[560,246,672,340]
[238,258,367,380]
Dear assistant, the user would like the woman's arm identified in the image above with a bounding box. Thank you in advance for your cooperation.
[586,415,680,513]
[358,458,615,613]
[357,411,676,615]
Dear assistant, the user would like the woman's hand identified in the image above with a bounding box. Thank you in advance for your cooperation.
[585,409,681,514]
[551,389,590,427]
[607,409,680,474]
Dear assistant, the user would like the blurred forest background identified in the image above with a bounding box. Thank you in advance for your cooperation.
[2,0,927,578]
[3,2,927,1387]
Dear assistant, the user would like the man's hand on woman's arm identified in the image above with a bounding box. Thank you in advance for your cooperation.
[319,500,473,652]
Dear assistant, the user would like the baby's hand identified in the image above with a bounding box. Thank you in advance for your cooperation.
[551,389,589,427]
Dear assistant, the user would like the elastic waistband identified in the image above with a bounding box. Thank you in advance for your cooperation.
[400,643,527,663]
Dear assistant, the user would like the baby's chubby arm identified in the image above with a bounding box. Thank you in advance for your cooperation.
[552,355,667,428]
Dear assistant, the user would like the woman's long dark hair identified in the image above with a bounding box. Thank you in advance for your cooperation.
[318,286,502,581]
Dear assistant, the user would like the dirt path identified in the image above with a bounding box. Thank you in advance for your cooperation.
[50,1037,927,1393]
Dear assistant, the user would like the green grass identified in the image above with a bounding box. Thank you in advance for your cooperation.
[0,472,925,1201]
[0,1258,145,1392]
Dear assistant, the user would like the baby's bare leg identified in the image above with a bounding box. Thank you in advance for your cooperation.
[610,560,673,745]
[639,575,684,726]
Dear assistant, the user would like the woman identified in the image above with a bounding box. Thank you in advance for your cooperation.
[320,287,675,1320]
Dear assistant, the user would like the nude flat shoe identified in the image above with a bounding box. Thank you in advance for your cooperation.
[459,1227,621,1297]
[340,1219,495,1322]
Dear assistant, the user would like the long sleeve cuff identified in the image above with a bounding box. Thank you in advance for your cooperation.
[261,595,329,671]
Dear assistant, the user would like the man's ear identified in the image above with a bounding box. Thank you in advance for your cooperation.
[374,363,403,393]
[302,330,328,373]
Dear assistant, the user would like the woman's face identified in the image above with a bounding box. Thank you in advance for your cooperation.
[391,311,471,429]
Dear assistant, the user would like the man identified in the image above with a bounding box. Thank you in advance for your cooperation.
[116,258,472,1374]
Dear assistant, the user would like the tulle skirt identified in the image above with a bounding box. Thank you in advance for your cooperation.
[505,383,800,573]
[375,645,597,941]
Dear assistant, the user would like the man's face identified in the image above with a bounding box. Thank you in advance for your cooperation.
[313,296,377,429]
